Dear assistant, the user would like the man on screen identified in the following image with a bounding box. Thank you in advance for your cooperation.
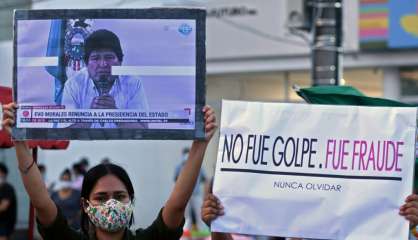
[61,29,148,128]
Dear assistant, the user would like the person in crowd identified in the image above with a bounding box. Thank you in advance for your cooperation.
[2,102,216,240]
[38,164,54,193]
[79,157,90,173]
[101,157,111,164]
[51,169,81,230]
[71,162,86,191]
[0,163,16,240]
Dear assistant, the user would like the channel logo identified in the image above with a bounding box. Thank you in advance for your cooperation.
[178,23,192,36]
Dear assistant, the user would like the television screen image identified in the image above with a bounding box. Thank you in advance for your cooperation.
[13,8,206,140]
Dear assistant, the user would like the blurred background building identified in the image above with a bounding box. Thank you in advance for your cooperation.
[0,0,417,238]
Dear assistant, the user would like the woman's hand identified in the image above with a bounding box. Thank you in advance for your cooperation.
[202,105,217,142]
[399,194,418,227]
[1,102,17,135]
[202,194,234,240]
[201,193,224,227]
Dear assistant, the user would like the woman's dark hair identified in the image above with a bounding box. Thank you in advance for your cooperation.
[80,163,134,235]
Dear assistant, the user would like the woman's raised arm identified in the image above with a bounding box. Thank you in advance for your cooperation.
[162,105,217,229]
[2,103,57,226]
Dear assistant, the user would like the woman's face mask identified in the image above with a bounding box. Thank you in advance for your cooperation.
[85,198,134,232]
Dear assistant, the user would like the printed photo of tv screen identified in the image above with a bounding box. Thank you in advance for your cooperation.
[13,8,206,140]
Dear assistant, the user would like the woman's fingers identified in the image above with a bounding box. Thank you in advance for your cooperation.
[406,194,418,203]
[2,118,14,135]
[1,103,18,135]
[202,106,217,141]
[201,194,225,226]
[400,194,418,227]
[3,109,15,119]
[202,205,224,216]
[205,113,216,124]
[405,214,418,226]
[3,102,18,112]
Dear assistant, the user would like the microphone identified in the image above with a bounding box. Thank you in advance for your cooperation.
[93,75,115,127]
[96,75,112,96]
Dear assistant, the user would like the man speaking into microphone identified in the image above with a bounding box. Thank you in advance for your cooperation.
[61,29,149,128]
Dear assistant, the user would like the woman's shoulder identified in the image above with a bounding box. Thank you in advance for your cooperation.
[128,208,183,240]
[37,205,85,240]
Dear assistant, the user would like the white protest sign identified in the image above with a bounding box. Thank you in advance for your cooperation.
[212,100,417,240]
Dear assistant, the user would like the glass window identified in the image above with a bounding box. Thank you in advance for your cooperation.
[343,69,384,98]
[208,68,386,104]
[400,67,418,97]
[207,73,287,102]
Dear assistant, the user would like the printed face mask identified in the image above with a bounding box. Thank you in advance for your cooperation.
[86,198,133,232]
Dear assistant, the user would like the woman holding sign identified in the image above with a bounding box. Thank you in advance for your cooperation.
[2,102,217,240]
